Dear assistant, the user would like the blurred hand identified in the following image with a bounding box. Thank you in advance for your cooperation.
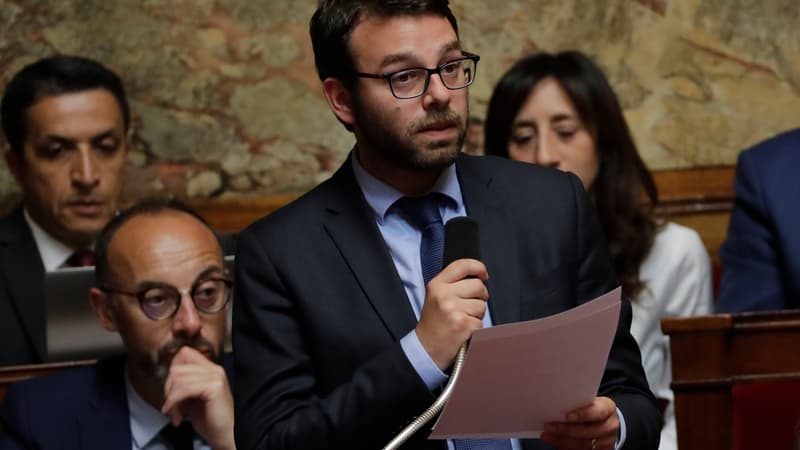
[161,347,235,450]
[540,396,619,450]
[416,258,489,370]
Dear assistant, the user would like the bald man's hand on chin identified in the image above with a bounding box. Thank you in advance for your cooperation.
[161,346,235,450]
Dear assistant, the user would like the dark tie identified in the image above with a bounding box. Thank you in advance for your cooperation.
[394,194,446,287]
[66,249,95,267]
[160,422,194,450]
[394,195,512,450]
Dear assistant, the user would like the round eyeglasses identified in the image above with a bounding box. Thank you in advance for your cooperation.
[354,52,480,99]
[101,277,233,321]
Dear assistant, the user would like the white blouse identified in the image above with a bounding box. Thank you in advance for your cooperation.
[630,222,713,450]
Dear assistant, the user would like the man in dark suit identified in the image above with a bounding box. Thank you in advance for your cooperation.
[0,200,235,450]
[0,55,129,365]
[233,1,661,449]
[717,129,800,312]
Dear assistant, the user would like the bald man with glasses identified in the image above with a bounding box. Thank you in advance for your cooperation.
[0,200,235,450]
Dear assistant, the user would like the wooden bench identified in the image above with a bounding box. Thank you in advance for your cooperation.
[663,311,800,450]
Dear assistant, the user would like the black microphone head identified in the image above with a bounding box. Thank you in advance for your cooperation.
[443,216,481,266]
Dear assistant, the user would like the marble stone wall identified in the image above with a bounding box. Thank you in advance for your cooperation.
[1,0,798,208]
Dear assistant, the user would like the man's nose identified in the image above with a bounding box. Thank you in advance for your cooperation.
[422,72,452,110]
[71,146,100,189]
[171,293,202,337]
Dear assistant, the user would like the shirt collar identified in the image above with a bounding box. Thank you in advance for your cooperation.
[23,209,77,271]
[351,150,463,221]
[125,369,171,449]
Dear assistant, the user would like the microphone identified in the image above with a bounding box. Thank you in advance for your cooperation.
[443,216,481,267]
[383,216,481,450]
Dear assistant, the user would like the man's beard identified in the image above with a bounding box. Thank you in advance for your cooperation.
[353,93,467,171]
[139,335,222,387]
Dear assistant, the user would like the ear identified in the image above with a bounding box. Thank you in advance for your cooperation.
[4,151,23,184]
[322,77,356,129]
[89,288,119,332]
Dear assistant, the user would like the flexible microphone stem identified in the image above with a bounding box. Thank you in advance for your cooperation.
[383,216,481,450]
[382,343,467,450]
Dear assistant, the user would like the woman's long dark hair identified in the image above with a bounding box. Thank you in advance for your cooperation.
[484,50,659,299]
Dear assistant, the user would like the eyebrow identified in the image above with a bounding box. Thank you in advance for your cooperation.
[90,130,120,142]
[41,128,121,144]
[195,265,227,281]
[377,40,462,70]
[132,265,227,292]
[512,114,577,129]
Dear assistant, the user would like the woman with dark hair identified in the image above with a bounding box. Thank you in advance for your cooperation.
[485,50,712,450]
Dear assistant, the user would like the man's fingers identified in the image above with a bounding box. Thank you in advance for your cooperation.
[436,258,488,283]
[461,298,487,319]
[161,351,227,417]
[542,418,616,439]
[164,406,183,427]
[170,345,211,365]
[541,397,619,449]
[566,397,616,423]
[451,277,489,301]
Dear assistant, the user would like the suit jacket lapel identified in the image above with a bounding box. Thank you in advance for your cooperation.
[79,357,132,449]
[322,159,418,340]
[0,208,46,360]
[456,155,521,325]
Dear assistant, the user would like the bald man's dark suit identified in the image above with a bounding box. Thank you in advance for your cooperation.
[0,208,46,366]
[233,154,661,449]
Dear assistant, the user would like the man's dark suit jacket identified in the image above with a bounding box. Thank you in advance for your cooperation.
[717,128,800,312]
[0,356,131,449]
[233,154,661,450]
[0,208,47,366]
[0,354,234,449]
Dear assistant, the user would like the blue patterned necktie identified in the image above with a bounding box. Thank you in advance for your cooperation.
[394,195,513,450]
[394,194,446,287]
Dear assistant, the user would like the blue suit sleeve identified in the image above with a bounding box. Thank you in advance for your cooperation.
[717,149,788,312]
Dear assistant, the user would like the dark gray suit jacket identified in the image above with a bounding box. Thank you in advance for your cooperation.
[0,208,46,366]
[233,154,661,449]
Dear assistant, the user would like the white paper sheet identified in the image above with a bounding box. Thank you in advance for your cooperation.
[429,287,622,439]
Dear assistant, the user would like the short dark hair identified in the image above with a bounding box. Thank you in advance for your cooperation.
[309,0,459,83]
[94,198,218,288]
[484,51,659,298]
[1,55,130,155]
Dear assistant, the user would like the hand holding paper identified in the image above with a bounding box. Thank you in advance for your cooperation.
[541,396,619,450]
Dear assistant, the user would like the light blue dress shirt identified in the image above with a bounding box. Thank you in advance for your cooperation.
[125,369,210,450]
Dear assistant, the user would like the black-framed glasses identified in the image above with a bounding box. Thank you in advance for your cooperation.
[355,52,480,99]
[101,277,233,321]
